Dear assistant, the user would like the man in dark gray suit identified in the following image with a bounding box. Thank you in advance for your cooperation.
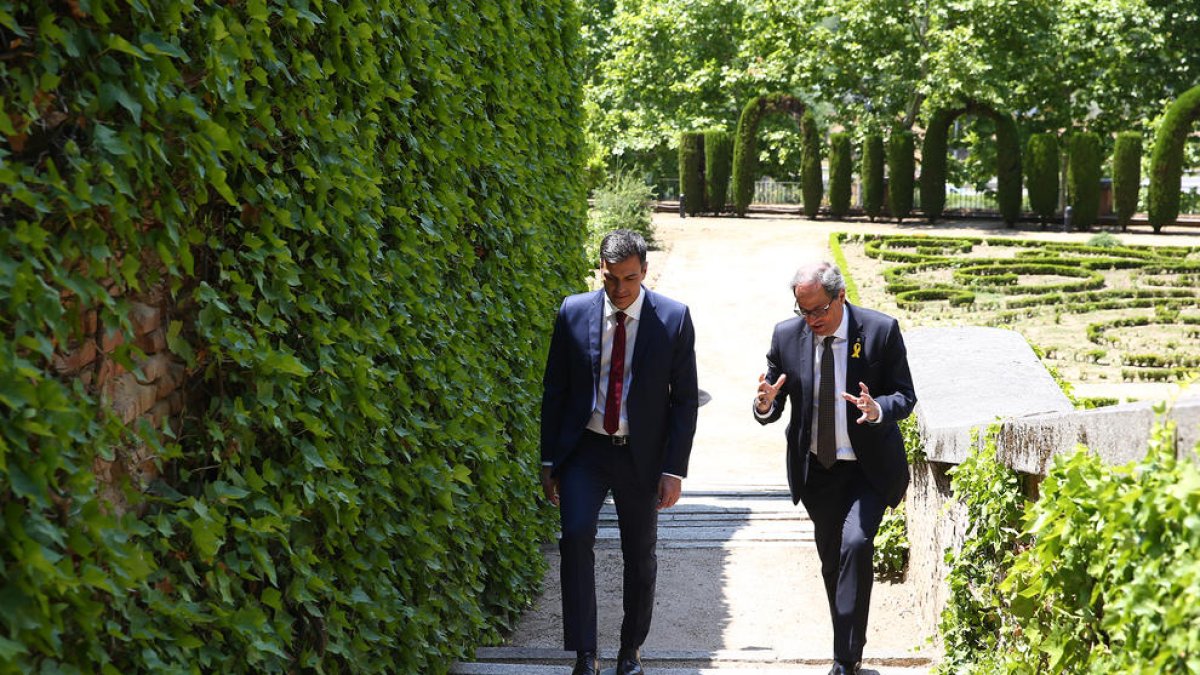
[541,229,699,675]
[753,261,916,675]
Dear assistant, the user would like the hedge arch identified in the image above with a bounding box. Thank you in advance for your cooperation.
[731,93,815,216]
[920,102,1023,226]
[829,132,853,219]
[679,131,707,216]
[1148,84,1200,232]
[1112,132,1143,231]
[704,129,734,213]
[888,130,915,222]
[1025,133,1060,224]
[862,134,885,221]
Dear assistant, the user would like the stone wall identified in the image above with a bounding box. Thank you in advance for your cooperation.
[52,285,187,512]
[901,326,1200,644]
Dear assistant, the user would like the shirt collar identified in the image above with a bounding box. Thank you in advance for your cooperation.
[831,305,849,342]
[604,286,646,322]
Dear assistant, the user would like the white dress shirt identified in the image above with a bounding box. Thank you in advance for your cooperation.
[809,311,857,461]
[586,288,645,436]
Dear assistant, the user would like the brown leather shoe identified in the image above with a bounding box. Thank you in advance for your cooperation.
[571,651,599,675]
[616,647,644,675]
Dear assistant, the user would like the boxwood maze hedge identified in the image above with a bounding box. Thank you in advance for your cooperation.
[844,233,1200,385]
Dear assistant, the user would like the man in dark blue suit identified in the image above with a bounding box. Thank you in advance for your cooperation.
[753,261,916,675]
[541,229,699,675]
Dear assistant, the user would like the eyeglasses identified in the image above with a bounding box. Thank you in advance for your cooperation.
[794,297,836,319]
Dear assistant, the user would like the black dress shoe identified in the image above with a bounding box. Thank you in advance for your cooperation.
[571,650,599,675]
[827,661,861,675]
[616,647,644,675]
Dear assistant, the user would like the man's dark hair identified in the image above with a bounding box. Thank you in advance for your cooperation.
[600,229,648,266]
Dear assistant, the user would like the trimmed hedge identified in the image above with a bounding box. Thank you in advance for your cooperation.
[1067,132,1103,230]
[862,134,885,221]
[1148,84,1200,232]
[800,110,824,218]
[828,132,853,219]
[919,108,957,222]
[1112,132,1142,231]
[679,131,707,216]
[0,1,585,672]
[1025,133,1060,223]
[731,93,807,216]
[887,130,915,222]
[993,113,1023,227]
[703,129,734,213]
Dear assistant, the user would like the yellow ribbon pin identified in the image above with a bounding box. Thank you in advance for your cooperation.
[851,341,862,359]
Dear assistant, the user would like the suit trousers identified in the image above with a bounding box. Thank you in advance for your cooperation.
[799,458,886,664]
[558,431,659,652]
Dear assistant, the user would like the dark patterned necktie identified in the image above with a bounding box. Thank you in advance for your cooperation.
[817,335,837,468]
[603,311,627,435]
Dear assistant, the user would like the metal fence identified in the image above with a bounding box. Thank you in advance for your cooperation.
[651,178,1200,215]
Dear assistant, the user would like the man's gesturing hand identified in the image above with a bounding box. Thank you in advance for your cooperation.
[657,474,682,510]
[540,466,560,507]
[842,381,880,424]
[755,373,788,414]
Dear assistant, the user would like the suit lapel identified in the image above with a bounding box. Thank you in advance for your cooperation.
[798,321,814,408]
[629,289,655,386]
[589,289,604,386]
[845,304,865,422]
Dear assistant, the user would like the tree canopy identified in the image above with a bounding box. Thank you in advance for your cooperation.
[582,0,1200,183]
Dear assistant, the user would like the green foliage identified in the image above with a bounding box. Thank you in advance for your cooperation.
[828,132,853,219]
[1148,84,1200,232]
[589,172,656,258]
[862,134,885,221]
[1001,420,1199,672]
[920,108,955,222]
[1026,133,1061,223]
[0,1,585,671]
[1068,132,1103,229]
[829,232,861,305]
[937,426,1028,674]
[1086,231,1123,248]
[800,110,824,218]
[731,93,807,216]
[872,415,923,577]
[887,130,915,222]
[1112,131,1142,230]
[703,129,734,213]
[678,131,707,216]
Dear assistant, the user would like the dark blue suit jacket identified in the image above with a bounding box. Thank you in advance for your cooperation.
[756,303,916,507]
[541,288,699,488]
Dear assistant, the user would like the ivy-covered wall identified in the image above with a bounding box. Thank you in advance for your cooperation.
[0,1,585,672]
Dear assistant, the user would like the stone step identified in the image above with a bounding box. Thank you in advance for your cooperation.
[585,492,815,548]
[455,646,933,673]
[453,664,931,674]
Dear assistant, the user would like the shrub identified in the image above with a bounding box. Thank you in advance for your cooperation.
[994,113,1023,227]
[589,172,656,258]
[1112,131,1142,230]
[862,134,885,221]
[1067,132,1103,229]
[800,111,824,218]
[1026,133,1061,223]
[828,132,854,220]
[887,130,915,222]
[678,131,707,216]
[920,108,956,222]
[704,129,734,213]
[1148,84,1200,232]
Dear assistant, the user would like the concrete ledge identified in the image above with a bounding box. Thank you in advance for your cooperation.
[996,396,1200,473]
[905,326,1074,465]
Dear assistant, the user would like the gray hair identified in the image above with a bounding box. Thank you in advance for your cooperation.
[790,261,846,297]
[600,229,648,266]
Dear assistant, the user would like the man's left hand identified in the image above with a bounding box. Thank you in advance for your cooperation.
[842,381,881,424]
[657,474,682,510]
